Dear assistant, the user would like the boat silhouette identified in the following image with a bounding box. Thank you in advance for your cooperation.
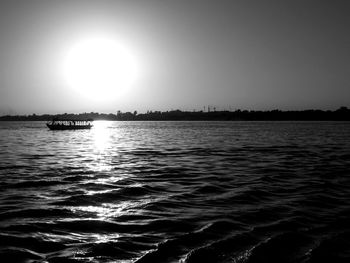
[46,119,93,130]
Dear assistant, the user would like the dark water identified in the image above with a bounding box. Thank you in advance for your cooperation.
[0,121,349,263]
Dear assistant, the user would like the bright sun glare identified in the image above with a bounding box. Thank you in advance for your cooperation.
[63,37,139,101]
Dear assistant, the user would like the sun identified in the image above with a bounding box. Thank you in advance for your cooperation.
[63,37,138,101]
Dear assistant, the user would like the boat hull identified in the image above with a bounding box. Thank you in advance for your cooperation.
[47,124,92,130]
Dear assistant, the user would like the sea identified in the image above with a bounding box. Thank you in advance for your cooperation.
[0,121,349,263]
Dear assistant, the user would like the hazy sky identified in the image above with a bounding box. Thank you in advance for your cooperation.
[0,0,349,114]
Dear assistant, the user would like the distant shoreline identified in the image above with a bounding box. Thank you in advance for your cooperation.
[0,107,349,121]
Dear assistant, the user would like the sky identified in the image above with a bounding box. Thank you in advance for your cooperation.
[0,0,349,115]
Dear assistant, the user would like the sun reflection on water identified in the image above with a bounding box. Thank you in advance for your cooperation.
[86,176,124,185]
[70,201,139,221]
[93,121,111,152]
[69,197,153,222]
[91,233,120,243]
[71,205,115,219]
[88,120,114,172]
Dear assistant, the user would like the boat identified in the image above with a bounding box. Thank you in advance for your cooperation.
[46,119,93,130]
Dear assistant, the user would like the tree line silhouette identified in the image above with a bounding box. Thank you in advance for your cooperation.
[0,107,349,121]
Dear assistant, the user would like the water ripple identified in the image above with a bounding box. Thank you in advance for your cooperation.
[0,121,349,262]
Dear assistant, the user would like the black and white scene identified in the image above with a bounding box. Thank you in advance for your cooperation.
[0,0,349,262]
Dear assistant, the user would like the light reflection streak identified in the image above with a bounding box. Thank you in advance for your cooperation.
[67,121,158,248]
[69,205,115,220]
[93,121,111,152]
[84,189,113,196]
[69,198,153,220]
[91,233,120,243]
[85,176,124,185]
[87,120,114,172]
[69,202,130,220]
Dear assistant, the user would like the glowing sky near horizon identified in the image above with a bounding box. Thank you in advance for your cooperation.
[0,0,349,114]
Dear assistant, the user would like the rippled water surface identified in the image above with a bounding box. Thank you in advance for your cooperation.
[0,121,349,263]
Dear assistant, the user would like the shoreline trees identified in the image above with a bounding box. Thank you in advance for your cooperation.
[0,107,349,121]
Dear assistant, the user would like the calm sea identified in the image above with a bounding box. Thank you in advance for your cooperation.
[0,121,349,263]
